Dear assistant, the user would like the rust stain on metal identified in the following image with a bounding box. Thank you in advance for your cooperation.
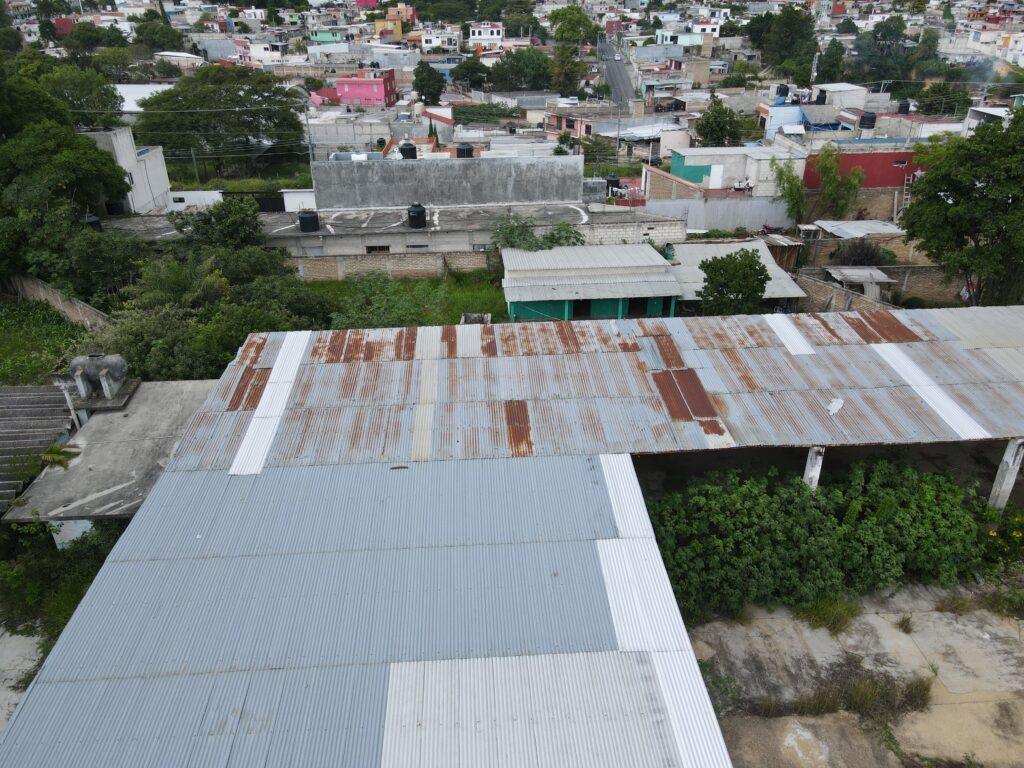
[441,325,458,358]
[503,399,534,457]
[721,348,758,392]
[322,330,348,364]
[672,368,717,419]
[651,371,692,421]
[497,324,519,357]
[555,322,581,354]
[699,419,725,436]
[236,334,266,367]
[808,313,846,343]
[396,327,417,361]
[480,325,497,357]
[309,332,329,364]
[842,315,885,344]
[342,330,365,362]
[362,339,383,361]
[653,335,685,369]
[518,325,540,356]
[226,367,255,411]
[860,310,921,343]
[226,368,271,411]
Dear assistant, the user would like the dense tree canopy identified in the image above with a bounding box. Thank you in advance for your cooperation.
[697,249,770,316]
[548,5,600,44]
[901,110,1024,305]
[816,38,845,83]
[450,56,489,88]
[488,47,551,91]
[132,20,183,52]
[915,82,971,115]
[550,44,585,97]
[40,65,123,128]
[135,66,304,168]
[413,61,445,105]
[693,96,742,147]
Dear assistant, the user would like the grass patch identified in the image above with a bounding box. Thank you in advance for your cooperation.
[793,595,862,635]
[0,300,83,385]
[308,271,508,329]
[976,587,1024,619]
[934,593,974,615]
[896,614,914,633]
[452,103,521,125]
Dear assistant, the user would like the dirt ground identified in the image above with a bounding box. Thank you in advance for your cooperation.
[691,585,1024,767]
[0,629,38,730]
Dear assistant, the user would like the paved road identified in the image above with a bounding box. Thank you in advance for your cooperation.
[598,40,634,106]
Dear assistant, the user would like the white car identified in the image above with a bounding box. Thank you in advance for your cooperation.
[613,53,622,61]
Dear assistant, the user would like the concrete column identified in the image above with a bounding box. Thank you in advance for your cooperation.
[989,438,1024,511]
[802,446,825,491]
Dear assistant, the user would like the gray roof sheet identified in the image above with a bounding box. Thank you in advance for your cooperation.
[670,239,806,300]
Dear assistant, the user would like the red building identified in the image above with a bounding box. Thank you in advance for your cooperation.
[329,68,398,108]
[803,147,922,189]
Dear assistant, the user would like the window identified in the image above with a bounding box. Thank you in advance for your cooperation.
[572,299,592,319]
[626,297,647,317]
[584,125,592,135]
[366,245,391,253]
[127,172,134,185]
[172,196,185,203]
[472,243,491,252]
[893,159,908,167]
[406,244,428,250]
[566,118,575,129]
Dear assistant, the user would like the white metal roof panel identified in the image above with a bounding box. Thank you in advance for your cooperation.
[670,239,806,300]
[502,243,669,272]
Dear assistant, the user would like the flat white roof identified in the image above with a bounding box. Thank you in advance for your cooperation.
[669,239,806,301]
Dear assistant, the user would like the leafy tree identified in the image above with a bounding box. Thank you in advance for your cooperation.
[266,0,281,25]
[491,214,583,250]
[817,38,845,83]
[168,196,265,248]
[64,21,127,53]
[153,59,182,78]
[744,11,774,49]
[915,82,971,115]
[810,144,863,218]
[835,17,858,34]
[92,46,134,82]
[488,47,551,91]
[413,61,445,105]
[133,20,183,52]
[505,12,546,42]
[0,66,70,139]
[548,5,600,44]
[135,66,303,167]
[697,248,769,315]
[873,14,906,45]
[550,44,585,97]
[762,7,816,67]
[771,158,806,223]
[693,96,742,146]
[40,65,123,128]
[450,56,489,88]
[901,110,1024,305]
[0,0,20,51]
[717,73,748,88]
[719,19,742,37]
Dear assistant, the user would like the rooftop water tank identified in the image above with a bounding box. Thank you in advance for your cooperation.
[897,99,911,114]
[859,111,876,129]
[777,84,789,98]
[408,203,427,229]
[298,210,320,233]
[456,143,474,158]
[399,141,417,159]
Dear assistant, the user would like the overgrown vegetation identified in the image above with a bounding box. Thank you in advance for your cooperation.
[0,300,82,385]
[309,271,508,328]
[649,461,1018,625]
[697,248,770,316]
[490,214,585,251]
[452,103,521,125]
[0,519,128,662]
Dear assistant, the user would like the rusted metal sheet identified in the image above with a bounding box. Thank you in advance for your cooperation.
[652,335,684,369]
[503,399,534,458]
[672,369,717,419]
[651,371,692,421]
[441,326,458,358]
[235,334,267,368]
[226,367,270,412]
[481,325,498,358]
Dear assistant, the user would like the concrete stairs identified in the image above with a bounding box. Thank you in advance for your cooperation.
[0,386,74,513]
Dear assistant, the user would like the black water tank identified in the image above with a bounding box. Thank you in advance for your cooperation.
[859,111,876,129]
[104,199,125,216]
[80,214,102,231]
[815,89,827,104]
[456,143,474,158]
[298,210,320,232]
[777,84,789,98]
[897,99,911,114]
[408,203,427,229]
[605,175,620,193]
[507,125,517,135]
[399,141,417,159]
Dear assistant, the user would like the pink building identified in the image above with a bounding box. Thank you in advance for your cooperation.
[333,68,398,108]
[355,0,378,7]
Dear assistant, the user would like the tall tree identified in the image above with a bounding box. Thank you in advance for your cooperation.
[901,111,1024,305]
[550,44,585,97]
[133,20,183,52]
[548,5,600,44]
[816,38,845,83]
[413,61,445,105]
[809,144,863,219]
[40,65,123,128]
[693,96,742,147]
[450,57,488,88]
[488,47,551,91]
[135,66,303,166]
[915,82,971,115]
[697,249,770,316]
[0,0,21,52]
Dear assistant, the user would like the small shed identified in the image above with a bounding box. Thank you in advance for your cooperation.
[825,266,896,302]
[669,238,805,306]
[502,243,679,322]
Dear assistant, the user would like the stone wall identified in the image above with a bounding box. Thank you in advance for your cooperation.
[312,155,585,209]
[289,251,493,281]
[3,275,110,330]
[804,186,904,222]
[804,234,926,266]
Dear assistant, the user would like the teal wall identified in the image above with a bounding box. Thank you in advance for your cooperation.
[669,153,712,185]
[510,297,677,322]
[509,300,569,322]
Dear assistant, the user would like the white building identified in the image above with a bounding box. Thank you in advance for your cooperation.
[420,28,462,51]
[82,127,171,214]
[469,21,504,49]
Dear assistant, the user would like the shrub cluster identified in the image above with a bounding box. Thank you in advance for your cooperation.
[649,461,1008,623]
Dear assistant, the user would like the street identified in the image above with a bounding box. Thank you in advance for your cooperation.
[597,39,634,106]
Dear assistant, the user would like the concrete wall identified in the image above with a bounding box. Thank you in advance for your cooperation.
[283,189,317,212]
[167,190,223,211]
[805,185,903,222]
[794,274,893,312]
[799,265,963,307]
[4,275,110,330]
[647,196,791,230]
[312,155,585,209]
[803,233,925,266]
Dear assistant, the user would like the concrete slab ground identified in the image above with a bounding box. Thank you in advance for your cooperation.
[5,380,215,521]
[692,586,1024,767]
[0,630,38,730]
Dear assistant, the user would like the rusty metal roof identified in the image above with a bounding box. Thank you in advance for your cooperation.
[167,307,1024,471]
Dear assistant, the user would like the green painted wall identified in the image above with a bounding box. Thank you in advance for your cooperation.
[511,297,677,322]
[670,156,712,185]
[590,299,622,319]
[509,300,569,322]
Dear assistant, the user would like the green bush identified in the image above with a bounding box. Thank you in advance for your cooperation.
[649,461,997,623]
[0,300,83,385]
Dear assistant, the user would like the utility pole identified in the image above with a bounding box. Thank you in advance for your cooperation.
[190,147,200,184]
[304,108,314,166]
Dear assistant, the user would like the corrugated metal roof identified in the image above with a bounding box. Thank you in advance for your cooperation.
[503,243,669,272]
[503,272,681,302]
[0,454,732,767]
[826,266,897,283]
[160,308,1024,470]
[814,219,906,238]
[670,239,806,300]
